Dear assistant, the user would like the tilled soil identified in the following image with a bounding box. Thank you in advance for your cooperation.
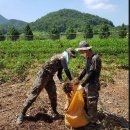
[0,69,129,130]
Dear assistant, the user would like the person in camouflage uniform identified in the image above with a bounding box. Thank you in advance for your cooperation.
[16,48,76,125]
[75,41,102,123]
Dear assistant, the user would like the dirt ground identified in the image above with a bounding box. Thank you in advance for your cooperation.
[0,69,129,130]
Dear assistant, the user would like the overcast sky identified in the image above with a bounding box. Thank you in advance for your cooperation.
[0,0,128,26]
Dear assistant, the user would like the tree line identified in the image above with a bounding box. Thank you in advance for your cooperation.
[0,23,127,41]
[0,24,33,41]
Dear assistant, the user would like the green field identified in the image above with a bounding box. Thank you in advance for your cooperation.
[0,37,128,84]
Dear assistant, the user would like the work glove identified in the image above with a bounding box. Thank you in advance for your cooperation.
[62,82,72,95]
[77,84,83,90]
[77,84,87,92]
[77,85,87,98]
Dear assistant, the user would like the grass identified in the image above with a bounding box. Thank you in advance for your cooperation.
[0,37,128,83]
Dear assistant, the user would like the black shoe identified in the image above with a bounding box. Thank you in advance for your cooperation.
[51,112,63,120]
[16,113,25,125]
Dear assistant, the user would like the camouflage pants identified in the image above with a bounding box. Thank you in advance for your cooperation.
[21,69,57,114]
[84,85,99,120]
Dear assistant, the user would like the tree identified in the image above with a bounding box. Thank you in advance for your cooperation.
[65,26,76,40]
[118,23,127,38]
[24,24,33,40]
[99,24,110,39]
[0,30,5,41]
[8,27,20,41]
[50,25,60,40]
[30,9,114,33]
[83,24,93,39]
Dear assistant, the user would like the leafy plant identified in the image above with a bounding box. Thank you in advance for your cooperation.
[50,25,60,40]
[0,38,128,83]
[7,26,20,41]
[0,30,5,41]
[24,24,33,40]
[99,24,110,39]
[118,23,127,38]
[65,26,76,40]
[83,24,93,39]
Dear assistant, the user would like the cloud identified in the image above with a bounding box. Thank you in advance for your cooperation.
[83,0,115,10]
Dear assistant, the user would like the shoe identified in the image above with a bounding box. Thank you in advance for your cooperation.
[51,112,63,119]
[16,113,25,125]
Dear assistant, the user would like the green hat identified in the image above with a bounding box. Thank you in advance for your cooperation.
[75,41,92,51]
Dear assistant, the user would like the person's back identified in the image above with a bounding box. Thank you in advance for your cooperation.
[42,54,63,76]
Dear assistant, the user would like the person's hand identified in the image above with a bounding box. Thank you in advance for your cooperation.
[84,86,87,93]
[77,84,83,90]
[62,82,72,94]
[83,86,87,97]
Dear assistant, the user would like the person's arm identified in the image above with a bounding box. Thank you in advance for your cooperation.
[81,70,94,87]
[74,63,87,85]
[61,58,72,81]
[78,68,87,80]
[57,67,64,82]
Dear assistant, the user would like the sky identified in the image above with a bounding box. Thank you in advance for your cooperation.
[0,0,128,26]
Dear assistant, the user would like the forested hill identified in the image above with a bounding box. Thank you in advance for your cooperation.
[0,15,28,30]
[30,9,114,32]
[0,14,8,24]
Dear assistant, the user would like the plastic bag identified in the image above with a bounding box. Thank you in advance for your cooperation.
[65,86,90,128]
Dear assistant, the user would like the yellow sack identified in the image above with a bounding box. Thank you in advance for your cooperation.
[65,88,90,128]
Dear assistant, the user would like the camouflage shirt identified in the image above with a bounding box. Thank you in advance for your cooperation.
[42,54,72,80]
[78,53,102,87]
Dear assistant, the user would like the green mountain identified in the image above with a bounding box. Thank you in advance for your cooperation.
[6,19,27,29]
[0,15,8,24]
[0,15,28,31]
[30,9,114,32]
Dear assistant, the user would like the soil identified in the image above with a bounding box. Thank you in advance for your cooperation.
[0,69,129,130]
